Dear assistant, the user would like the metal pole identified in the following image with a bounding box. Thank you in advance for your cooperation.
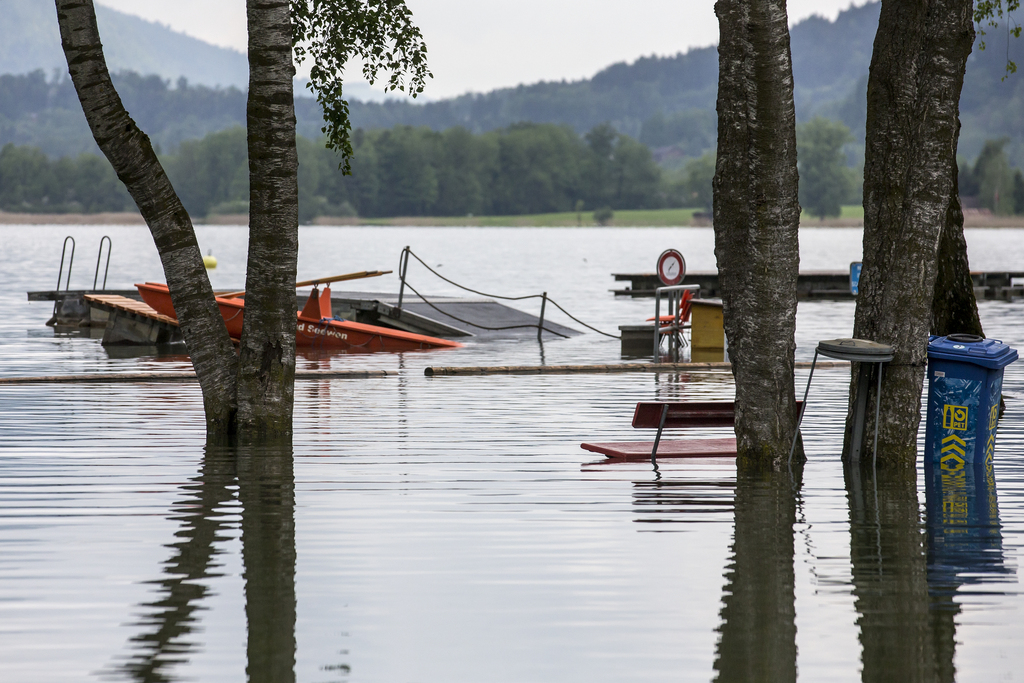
[873,362,884,472]
[789,349,818,465]
[396,246,410,311]
[537,292,547,341]
[54,236,75,319]
[651,403,670,466]
[653,288,662,359]
[93,235,111,290]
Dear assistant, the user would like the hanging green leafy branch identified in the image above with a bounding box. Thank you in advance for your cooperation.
[291,0,431,173]
[975,0,1021,78]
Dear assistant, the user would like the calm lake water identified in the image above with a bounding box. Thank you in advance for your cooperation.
[2,225,1024,682]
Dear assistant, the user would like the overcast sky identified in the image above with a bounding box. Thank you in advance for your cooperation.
[97,0,871,98]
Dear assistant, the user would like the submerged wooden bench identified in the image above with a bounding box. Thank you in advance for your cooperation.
[581,401,802,460]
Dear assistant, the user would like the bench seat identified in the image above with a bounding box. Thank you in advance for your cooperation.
[581,437,736,459]
[582,400,801,460]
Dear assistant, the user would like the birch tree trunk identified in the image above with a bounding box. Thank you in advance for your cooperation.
[713,0,802,466]
[54,0,238,432]
[237,0,300,440]
[847,0,975,467]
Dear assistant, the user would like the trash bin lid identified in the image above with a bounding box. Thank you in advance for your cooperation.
[928,334,1018,369]
[817,338,894,362]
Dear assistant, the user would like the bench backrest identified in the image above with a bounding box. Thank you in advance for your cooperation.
[632,401,803,430]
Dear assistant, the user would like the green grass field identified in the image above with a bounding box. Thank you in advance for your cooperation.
[345,205,865,227]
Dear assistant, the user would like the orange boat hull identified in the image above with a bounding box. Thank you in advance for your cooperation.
[135,282,462,352]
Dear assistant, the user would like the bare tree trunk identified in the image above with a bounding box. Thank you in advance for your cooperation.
[237,0,300,440]
[847,0,974,467]
[713,0,802,466]
[54,0,238,433]
[713,462,800,683]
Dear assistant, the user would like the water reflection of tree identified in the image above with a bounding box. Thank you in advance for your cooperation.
[237,446,297,683]
[846,463,945,682]
[112,444,298,683]
[848,458,1013,682]
[713,463,802,683]
[114,446,238,682]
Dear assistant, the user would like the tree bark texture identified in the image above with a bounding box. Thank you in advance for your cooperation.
[713,462,799,683]
[55,0,239,432]
[932,160,984,337]
[237,0,299,440]
[848,0,974,467]
[713,0,802,467]
[845,463,954,682]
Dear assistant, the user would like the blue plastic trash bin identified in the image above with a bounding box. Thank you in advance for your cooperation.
[925,334,1018,465]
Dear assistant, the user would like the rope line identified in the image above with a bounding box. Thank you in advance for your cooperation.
[401,248,620,339]
[399,278,570,338]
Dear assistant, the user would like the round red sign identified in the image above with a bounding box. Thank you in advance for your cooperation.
[657,249,686,286]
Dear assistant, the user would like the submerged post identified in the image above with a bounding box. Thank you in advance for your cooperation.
[396,246,410,313]
[538,292,547,342]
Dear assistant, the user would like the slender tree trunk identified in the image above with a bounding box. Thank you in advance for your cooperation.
[713,0,802,466]
[54,0,238,432]
[846,0,974,467]
[713,462,800,683]
[237,0,299,440]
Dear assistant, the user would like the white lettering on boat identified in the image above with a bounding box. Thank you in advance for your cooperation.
[297,321,347,340]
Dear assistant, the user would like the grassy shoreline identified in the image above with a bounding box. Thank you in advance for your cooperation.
[5,206,1024,228]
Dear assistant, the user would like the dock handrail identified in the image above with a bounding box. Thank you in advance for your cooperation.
[53,236,75,317]
[93,235,112,291]
[654,284,700,360]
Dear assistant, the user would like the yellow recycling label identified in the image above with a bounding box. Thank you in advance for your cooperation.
[943,404,969,431]
[941,434,967,466]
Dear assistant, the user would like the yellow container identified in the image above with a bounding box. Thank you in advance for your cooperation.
[690,299,724,362]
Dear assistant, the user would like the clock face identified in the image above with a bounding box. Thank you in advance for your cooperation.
[660,258,680,280]
[657,249,686,285]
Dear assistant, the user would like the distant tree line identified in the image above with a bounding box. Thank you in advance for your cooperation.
[2,122,715,219]
[8,113,1016,220]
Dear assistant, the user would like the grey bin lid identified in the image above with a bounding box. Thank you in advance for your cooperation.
[817,338,894,363]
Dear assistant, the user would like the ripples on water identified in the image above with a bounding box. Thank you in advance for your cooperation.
[1,226,1023,682]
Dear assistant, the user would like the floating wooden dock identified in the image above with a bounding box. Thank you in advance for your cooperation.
[84,294,182,345]
[612,270,1024,300]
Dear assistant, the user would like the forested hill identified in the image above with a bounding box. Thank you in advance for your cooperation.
[2,0,1023,165]
[0,0,248,89]
[345,1,880,141]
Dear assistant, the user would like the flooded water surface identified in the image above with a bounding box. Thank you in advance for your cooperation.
[2,225,1024,682]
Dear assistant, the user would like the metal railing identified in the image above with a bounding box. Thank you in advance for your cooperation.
[653,284,700,360]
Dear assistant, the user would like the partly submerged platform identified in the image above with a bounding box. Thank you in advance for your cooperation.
[612,270,1024,300]
[329,290,578,340]
[581,438,738,460]
[32,288,578,341]
[84,294,182,345]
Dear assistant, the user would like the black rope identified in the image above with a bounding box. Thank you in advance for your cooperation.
[401,248,621,339]
[399,278,570,338]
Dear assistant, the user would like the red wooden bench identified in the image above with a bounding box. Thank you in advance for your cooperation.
[581,400,802,460]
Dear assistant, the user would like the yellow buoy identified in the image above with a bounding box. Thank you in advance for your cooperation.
[203,251,217,269]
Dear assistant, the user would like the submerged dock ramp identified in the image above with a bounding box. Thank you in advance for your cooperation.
[328,290,580,340]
